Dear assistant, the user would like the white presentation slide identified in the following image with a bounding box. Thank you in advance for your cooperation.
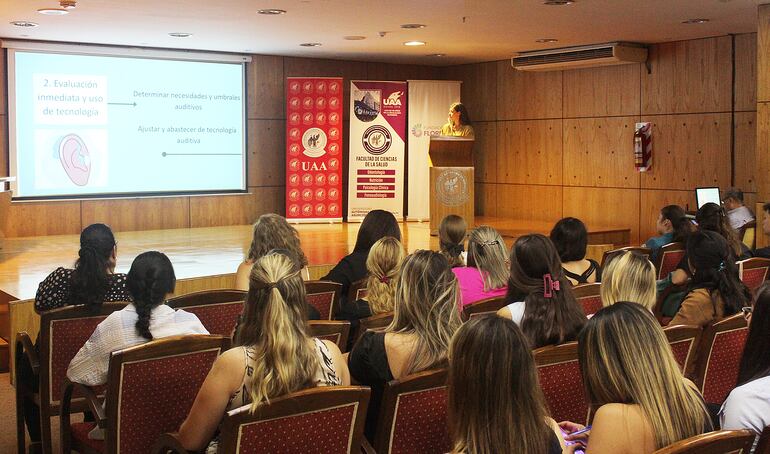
[8,49,246,199]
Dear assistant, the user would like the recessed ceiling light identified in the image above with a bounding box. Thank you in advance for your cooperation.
[401,23,426,29]
[257,9,286,15]
[168,32,192,38]
[682,18,709,24]
[426,53,446,57]
[10,20,39,27]
[38,8,69,15]
[300,42,322,47]
[344,35,366,40]
[535,38,559,43]
[543,0,574,4]
[404,41,426,46]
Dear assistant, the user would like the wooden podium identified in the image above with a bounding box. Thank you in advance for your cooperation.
[429,137,474,234]
[0,177,14,250]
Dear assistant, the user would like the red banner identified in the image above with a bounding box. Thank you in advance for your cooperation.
[285,77,344,221]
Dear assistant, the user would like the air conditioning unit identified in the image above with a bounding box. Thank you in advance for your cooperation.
[512,42,647,71]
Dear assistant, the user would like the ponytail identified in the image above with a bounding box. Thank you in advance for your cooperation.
[70,224,116,310]
[687,230,750,316]
[126,251,176,340]
[439,215,467,268]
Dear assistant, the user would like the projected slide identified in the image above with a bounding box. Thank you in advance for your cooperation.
[10,51,245,198]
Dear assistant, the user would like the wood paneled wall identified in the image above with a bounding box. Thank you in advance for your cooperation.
[446,34,757,244]
[0,51,438,236]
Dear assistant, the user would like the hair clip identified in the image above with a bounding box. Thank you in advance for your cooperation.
[379,276,390,284]
[718,261,726,272]
[543,273,560,298]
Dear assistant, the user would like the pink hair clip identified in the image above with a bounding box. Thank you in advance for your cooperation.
[379,276,390,284]
[543,273,560,298]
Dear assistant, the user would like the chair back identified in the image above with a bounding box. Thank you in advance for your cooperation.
[663,324,701,375]
[460,296,507,321]
[305,280,343,320]
[308,320,351,352]
[737,257,770,294]
[655,242,686,280]
[166,289,246,336]
[739,220,757,250]
[534,342,589,425]
[348,278,368,305]
[695,314,749,405]
[104,335,229,454]
[374,369,451,454]
[652,429,755,454]
[572,283,603,317]
[600,246,651,269]
[355,311,394,343]
[218,386,371,454]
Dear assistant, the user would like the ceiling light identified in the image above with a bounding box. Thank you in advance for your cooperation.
[682,18,709,24]
[404,41,426,46]
[300,42,322,47]
[168,32,192,38]
[543,0,574,4]
[535,38,559,43]
[10,21,39,27]
[426,53,446,57]
[257,9,286,15]
[344,36,366,40]
[401,24,426,29]
[38,8,69,15]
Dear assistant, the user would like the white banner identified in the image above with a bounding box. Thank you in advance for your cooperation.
[347,81,407,221]
[406,80,461,221]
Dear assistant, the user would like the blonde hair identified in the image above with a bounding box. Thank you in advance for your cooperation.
[234,252,318,412]
[466,226,509,292]
[247,214,308,268]
[600,252,657,310]
[364,237,405,314]
[388,250,462,375]
[579,302,709,449]
[439,215,467,268]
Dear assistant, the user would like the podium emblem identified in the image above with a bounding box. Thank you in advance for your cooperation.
[435,169,469,206]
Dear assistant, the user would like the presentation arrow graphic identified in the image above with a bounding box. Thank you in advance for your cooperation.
[107,102,137,106]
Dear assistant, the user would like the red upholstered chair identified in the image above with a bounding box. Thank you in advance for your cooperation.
[654,242,686,280]
[533,342,589,426]
[663,324,701,376]
[572,283,603,317]
[652,429,755,454]
[153,386,371,454]
[308,320,351,352]
[15,302,128,454]
[369,369,450,454]
[60,334,229,454]
[305,280,343,320]
[348,278,368,306]
[694,314,749,405]
[737,257,770,294]
[353,311,394,344]
[166,289,246,336]
[600,246,652,269]
[460,296,507,321]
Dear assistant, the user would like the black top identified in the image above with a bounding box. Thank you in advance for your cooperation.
[322,250,368,300]
[547,433,563,454]
[750,246,770,259]
[563,259,602,284]
[34,267,132,312]
[338,299,373,322]
[348,330,392,440]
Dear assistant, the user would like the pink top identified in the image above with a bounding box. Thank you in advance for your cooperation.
[452,267,508,307]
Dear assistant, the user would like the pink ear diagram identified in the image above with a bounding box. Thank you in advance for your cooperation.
[58,133,91,186]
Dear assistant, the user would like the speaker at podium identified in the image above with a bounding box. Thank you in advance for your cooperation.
[428,137,474,235]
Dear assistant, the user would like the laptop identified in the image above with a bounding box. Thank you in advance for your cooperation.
[695,187,721,209]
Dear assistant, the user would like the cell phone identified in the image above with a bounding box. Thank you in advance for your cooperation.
[569,426,592,436]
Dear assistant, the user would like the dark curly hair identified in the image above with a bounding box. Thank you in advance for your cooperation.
[70,223,116,310]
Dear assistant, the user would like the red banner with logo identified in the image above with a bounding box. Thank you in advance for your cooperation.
[285,77,343,222]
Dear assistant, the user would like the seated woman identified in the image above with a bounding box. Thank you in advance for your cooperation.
[644,205,690,262]
[600,251,657,311]
[453,226,508,307]
[337,236,404,322]
[439,214,467,268]
[448,316,566,454]
[177,251,350,452]
[67,251,208,386]
[668,230,750,328]
[720,283,770,451]
[550,217,601,285]
[235,213,310,290]
[497,234,586,349]
[323,209,401,300]
[560,302,710,453]
[349,250,462,440]
[35,223,131,312]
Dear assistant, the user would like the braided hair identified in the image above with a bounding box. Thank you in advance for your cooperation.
[70,223,116,310]
[126,251,177,340]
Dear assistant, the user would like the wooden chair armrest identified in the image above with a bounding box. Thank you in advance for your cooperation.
[60,378,106,453]
[360,437,377,454]
[15,332,40,376]
[152,432,199,454]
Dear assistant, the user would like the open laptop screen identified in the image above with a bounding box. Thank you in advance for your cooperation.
[695,187,721,209]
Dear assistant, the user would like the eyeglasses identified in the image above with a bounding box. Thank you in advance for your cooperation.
[741,306,753,316]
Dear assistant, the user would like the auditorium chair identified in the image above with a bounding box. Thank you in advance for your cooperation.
[460,296,507,321]
[308,320,351,352]
[662,324,701,376]
[353,311,394,344]
[756,425,770,454]
[694,314,749,405]
[737,257,770,294]
[654,242,686,280]
[348,278,368,306]
[533,342,589,426]
[738,220,757,250]
[15,302,128,454]
[572,283,603,317]
[599,246,651,269]
[60,334,229,454]
[166,289,246,336]
[652,429,755,454]
[364,369,451,454]
[305,280,343,320]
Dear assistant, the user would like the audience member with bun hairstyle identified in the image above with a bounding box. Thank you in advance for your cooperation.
[35,223,131,312]
[178,251,350,452]
[560,302,710,453]
[439,214,467,268]
[600,251,657,311]
[448,316,566,454]
[550,217,601,285]
[644,205,691,262]
[67,251,208,387]
[453,226,509,307]
[349,250,462,440]
[497,234,586,349]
